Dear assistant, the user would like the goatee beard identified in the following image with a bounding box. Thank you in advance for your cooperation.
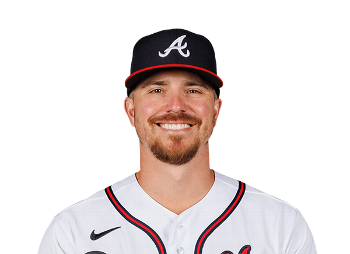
[135,113,215,166]
[149,136,201,165]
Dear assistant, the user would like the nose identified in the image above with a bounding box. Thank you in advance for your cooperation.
[164,90,188,113]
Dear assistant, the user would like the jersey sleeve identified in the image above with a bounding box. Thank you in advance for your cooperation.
[284,211,317,254]
[38,215,76,254]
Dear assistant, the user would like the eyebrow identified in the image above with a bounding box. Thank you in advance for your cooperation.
[183,81,210,90]
[139,80,167,89]
[140,80,210,90]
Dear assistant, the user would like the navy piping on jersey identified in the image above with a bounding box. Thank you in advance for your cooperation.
[105,186,167,254]
[105,155,166,254]
[194,181,246,254]
[105,181,246,254]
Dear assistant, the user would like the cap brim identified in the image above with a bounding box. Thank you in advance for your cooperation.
[125,64,223,95]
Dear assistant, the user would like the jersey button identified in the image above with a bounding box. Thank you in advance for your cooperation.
[177,247,185,254]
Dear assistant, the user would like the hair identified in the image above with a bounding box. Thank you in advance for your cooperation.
[129,89,135,100]
[197,76,218,101]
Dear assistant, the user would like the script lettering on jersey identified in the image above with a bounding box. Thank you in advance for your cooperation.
[158,35,190,58]
[221,245,251,254]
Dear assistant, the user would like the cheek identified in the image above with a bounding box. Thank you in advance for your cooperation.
[135,100,160,125]
[144,105,158,119]
[190,100,214,121]
[193,102,217,133]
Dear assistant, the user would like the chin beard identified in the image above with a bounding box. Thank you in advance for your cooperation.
[149,136,201,165]
[135,112,215,165]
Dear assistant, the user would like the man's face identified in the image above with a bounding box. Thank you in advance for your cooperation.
[125,69,222,165]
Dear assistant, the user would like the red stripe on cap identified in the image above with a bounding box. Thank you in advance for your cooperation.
[125,64,223,88]
[37,74,316,90]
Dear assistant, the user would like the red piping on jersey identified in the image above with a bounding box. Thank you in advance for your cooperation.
[195,181,246,254]
[106,181,245,254]
[105,187,166,254]
[105,155,166,254]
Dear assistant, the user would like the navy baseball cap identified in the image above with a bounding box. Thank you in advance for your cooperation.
[125,29,223,97]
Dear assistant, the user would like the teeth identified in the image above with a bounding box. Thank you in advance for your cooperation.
[159,124,191,130]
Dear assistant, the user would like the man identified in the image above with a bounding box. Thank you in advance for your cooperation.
[38,29,317,254]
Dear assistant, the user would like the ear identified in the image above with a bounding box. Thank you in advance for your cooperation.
[213,98,222,126]
[124,97,135,127]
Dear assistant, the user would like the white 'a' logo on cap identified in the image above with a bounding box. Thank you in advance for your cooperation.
[158,35,190,58]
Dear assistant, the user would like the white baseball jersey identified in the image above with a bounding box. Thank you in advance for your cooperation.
[38,171,316,254]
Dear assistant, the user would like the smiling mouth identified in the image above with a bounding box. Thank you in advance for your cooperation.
[157,123,192,130]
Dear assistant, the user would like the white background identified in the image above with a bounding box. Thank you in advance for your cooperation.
[0,0,350,254]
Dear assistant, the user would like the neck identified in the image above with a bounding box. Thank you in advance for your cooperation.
[136,142,214,215]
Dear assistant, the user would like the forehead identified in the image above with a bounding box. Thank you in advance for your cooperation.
[136,69,210,89]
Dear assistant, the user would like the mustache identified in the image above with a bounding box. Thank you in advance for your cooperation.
[149,112,202,126]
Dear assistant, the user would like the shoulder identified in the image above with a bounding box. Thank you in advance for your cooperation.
[215,171,301,220]
[214,171,316,253]
[53,174,137,225]
[38,174,138,254]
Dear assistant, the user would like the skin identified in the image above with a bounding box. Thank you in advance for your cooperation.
[124,69,222,215]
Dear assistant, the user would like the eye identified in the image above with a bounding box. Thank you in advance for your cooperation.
[187,89,201,94]
[150,88,163,94]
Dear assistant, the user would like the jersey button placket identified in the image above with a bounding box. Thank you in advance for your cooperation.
[168,217,187,254]
[176,225,185,254]
[177,246,185,254]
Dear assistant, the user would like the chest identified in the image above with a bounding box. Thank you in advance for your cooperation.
[75,208,278,254]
